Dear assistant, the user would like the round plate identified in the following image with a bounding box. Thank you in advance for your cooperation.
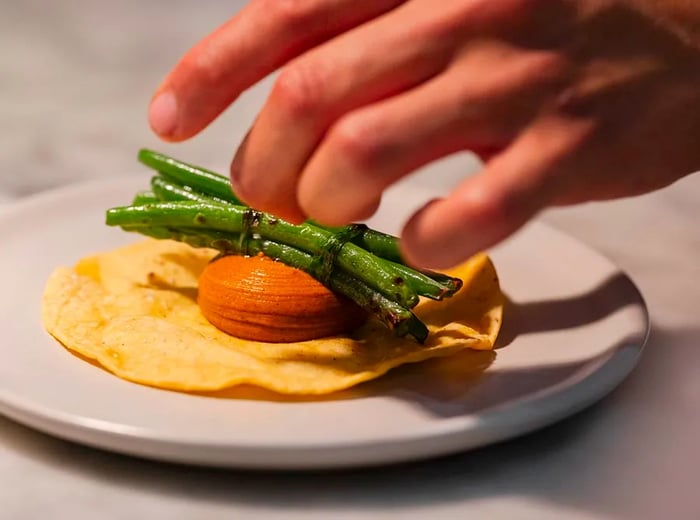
[0,178,648,469]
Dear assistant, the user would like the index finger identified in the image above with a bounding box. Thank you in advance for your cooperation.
[149,0,406,141]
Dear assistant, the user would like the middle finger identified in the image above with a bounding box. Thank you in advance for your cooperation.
[229,0,459,221]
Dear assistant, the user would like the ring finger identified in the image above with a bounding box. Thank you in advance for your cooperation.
[297,42,571,225]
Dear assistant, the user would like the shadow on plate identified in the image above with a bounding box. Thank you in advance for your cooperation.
[495,272,640,349]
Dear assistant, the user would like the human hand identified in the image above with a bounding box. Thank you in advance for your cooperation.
[148,0,700,268]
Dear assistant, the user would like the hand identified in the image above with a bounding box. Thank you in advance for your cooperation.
[148,0,700,268]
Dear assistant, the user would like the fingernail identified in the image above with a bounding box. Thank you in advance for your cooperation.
[149,91,178,137]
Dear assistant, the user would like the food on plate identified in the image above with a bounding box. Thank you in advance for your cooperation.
[198,253,368,342]
[42,241,501,394]
[41,150,503,395]
[112,149,473,342]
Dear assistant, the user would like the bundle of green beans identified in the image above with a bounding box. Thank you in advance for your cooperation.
[105,149,463,342]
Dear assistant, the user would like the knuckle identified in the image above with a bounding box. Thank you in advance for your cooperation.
[183,49,227,86]
[489,189,528,222]
[271,64,327,119]
[330,115,389,172]
[523,51,572,84]
[453,0,530,25]
[263,0,315,30]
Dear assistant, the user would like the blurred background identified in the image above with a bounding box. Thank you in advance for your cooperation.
[1,0,264,200]
[0,0,478,205]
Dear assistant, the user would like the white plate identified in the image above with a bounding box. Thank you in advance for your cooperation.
[0,178,648,470]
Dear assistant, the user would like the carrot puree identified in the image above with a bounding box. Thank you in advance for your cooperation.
[198,254,367,342]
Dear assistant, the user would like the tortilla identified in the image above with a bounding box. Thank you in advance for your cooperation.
[41,239,503,395]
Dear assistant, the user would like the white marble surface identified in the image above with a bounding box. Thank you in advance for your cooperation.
[2,1,699,518]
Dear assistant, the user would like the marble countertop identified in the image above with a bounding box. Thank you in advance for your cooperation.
[2,1,699,518]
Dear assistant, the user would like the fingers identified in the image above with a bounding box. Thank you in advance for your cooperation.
[229,0,459,221]
[400,115,594,269]
[148,0,406,141]
[296,43,570,225]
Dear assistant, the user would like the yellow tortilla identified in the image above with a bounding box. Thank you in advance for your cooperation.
[42,239,502,395]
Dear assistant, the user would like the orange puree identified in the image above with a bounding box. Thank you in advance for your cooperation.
[198,254,367,342]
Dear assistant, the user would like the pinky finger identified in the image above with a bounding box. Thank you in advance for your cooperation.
[400,116,594,269]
